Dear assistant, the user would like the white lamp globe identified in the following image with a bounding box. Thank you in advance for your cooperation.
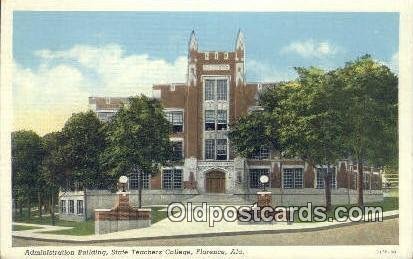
[259,175,269,184]
[119,176,128,184]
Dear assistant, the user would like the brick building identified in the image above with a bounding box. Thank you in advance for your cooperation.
[60,31,383,221]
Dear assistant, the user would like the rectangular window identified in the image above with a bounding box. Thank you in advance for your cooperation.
[205,52,209,60]
[249,169,270,188]
[364,173,370,190]
[205,139,215,160]
[283,168,303,189]
[205,110,215,130]
[217,110,228,130]
[205,80,215,100]
[68,200,74,214]
[251,146,270,160]
[76,200,84,214]
[97,112,115,122]
[162,169,182,190]
[216,139,227,160]
[316,167,337,189]
[173,169,183,189]
[172,141,183,160]
[216,80,227,101]
[129,173,150,189]
[353,172,358,189]
[60,200,66,214]
[166,111,183,133]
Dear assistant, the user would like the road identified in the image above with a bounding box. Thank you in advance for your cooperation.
[13,218,398,246]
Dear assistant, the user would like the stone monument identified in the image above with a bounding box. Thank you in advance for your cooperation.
[95,176,151,234]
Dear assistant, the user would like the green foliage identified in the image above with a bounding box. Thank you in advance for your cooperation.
[12,130,43,203]
[230,56,398,208]
[60,111,107,189]
[41,132,66,192]
[336,55,398,166]
[228,111,279,158]
[101,95,172,181]
[257,67,347,167]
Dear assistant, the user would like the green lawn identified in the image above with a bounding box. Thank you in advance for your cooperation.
[149,206,170,224]
[14,198,397,234]
[42,220,95,236]
[294,197,398,223]
[14,207,168,236]
[12,224,43,231]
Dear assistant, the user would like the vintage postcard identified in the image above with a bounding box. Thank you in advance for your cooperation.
[1,0,412,258]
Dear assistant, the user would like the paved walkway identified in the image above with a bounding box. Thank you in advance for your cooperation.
[12,209,398,242]
[14,218,398,246]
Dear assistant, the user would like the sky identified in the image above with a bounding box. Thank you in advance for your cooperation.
[13,12,399,135]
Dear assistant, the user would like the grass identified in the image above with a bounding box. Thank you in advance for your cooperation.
[14,207,169,236]
[12,224,43,231]
[294,197,398,223]
[42,220,95,236]
[148,206,170,224]
[14,197,397,234]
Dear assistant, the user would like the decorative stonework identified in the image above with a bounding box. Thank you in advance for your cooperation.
[203,64,230,71]
[257,191,272,207]
[184,171,197,189]
[94,192,151,234]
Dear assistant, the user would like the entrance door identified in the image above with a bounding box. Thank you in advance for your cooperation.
[205,171,225,193]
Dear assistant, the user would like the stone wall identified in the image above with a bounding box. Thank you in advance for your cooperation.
[84,189,198,220]
[239,188,383,206]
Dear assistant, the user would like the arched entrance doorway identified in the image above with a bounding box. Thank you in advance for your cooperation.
[205,170,226,193]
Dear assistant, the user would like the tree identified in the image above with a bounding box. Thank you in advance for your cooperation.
[60,111,107,190]
[12,130,43,220]
[268,67,346,211]
[41,132,66,225]
[101,95,173,207]
[228,110,279,159]
[335,55,398,206]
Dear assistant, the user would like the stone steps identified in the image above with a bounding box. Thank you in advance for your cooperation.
[184,194,250,205]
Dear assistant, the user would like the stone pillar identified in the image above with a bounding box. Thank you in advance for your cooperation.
[94,191,151,235]
[257,191,272,207]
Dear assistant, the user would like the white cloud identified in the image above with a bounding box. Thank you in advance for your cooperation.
[376,52,398,74]
[281,39,340,59]
[388,52,399,73]
[247,60,295,82]
[14,44,187,134]
[34,44,187,96]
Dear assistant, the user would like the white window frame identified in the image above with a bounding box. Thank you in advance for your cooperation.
[164,108,184,133]
[216,138,228,160]
[129,173,151,190]
[315,166,337,189]
[60,200,67,214]
[162,167,183,190]
[68,200,75,214]
[251,146,270,160]
[203,76,229,103]
[249,167,271,189]
[205,110,216,131]
[282,168,304,189]
[76,200,84,215]
[204,139,215,160]
[204,138,229,161]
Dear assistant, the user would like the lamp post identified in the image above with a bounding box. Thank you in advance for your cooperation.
[260,175,269,192]
[119,176,128,192]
